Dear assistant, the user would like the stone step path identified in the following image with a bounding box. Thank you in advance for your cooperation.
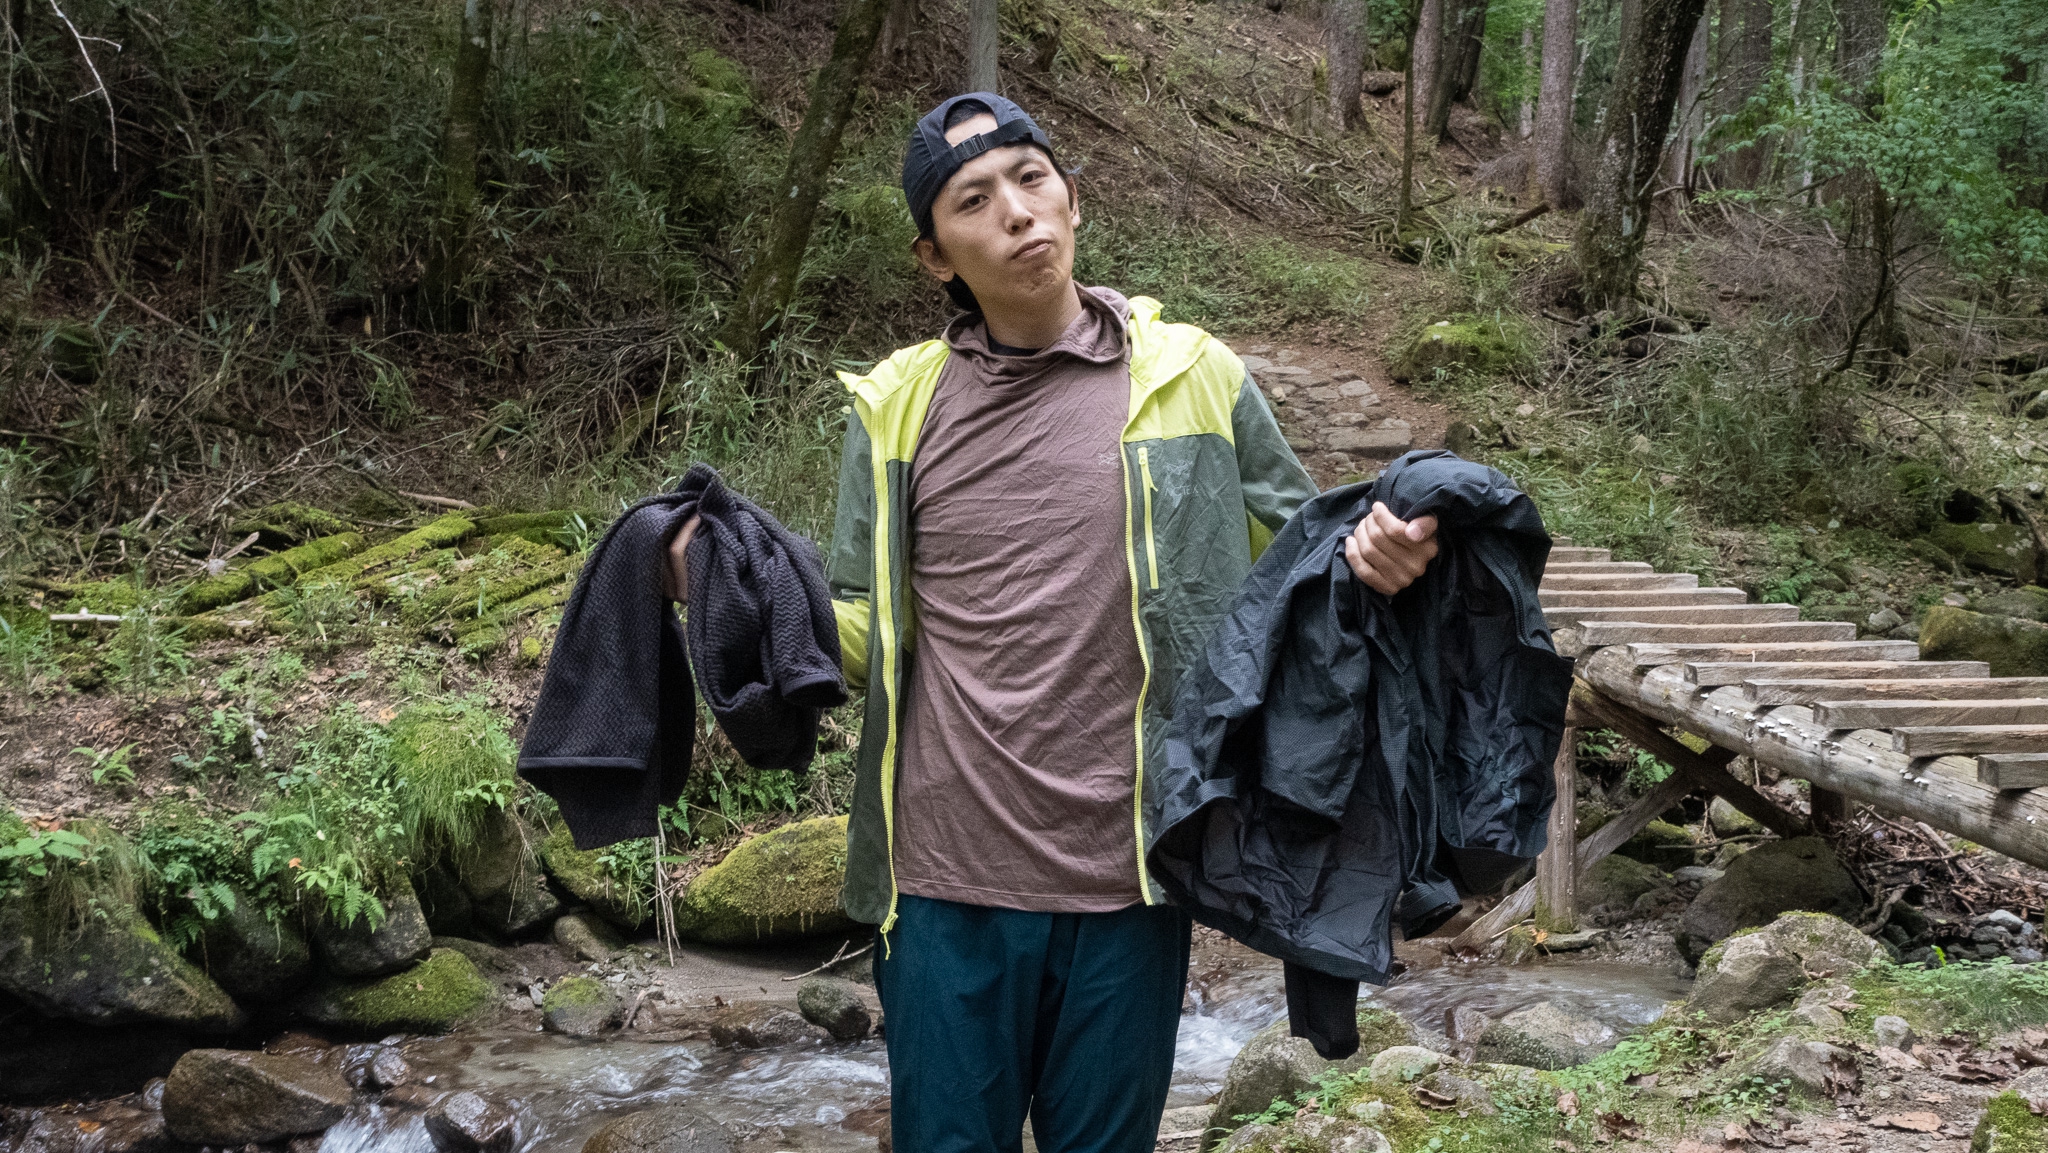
[1238,344,1415,475]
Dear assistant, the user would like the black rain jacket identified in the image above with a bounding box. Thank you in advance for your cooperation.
[1148,450,1572,984]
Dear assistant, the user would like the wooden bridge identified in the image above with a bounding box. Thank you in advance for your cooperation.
[1453,541,2048,950]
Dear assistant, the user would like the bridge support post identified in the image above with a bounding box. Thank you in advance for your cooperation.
[1535,727,1579,932]
[1810,786,1850,831]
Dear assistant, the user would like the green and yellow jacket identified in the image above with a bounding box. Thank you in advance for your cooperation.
[826,295,1319,932]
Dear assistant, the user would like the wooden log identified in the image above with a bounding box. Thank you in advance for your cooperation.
[1691,660,1990,687]
[1745,677,2046,705]
[1981,755,2048,791]
[1893,726,2048,756]
[1581,621,1857,646]
[1631,640,1920,668]
[1816,699,2048,728]
[1570,682,1809,838]
[1540,588,1749,607]
[1578,645,2048,872]
[1542,572,1700,591]
[1545,604,1801,627]
[1451,742,1728,951]
[1535,728,1579,931]
[1548,547,1612,563]
[1543,561,1654,574]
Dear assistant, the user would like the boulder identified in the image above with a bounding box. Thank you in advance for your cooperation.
[1754,911,1886,978]
[1872,1015,1916,1051]
[1389,320,1532,383]
[424,1091,518,1153]
[0,907,244,1032]
[1688,933,1804,1023]
[1708,797,1763,838]
[1211,1010,1419,1133]
[429,936,529,988]
[581,1105,733,1153]
[553,911,627,963]
[796,976,872,1042]
[1976,1091,2048,1153]
[1618,820,1698,870]
[1747,1036,1857,1098]
[1926,521,2038,582]
[294,948,495,1034]
[1675,838,1863,963]
[1920,607,2048,678]
[189,895,314,1004]
[1974,586,2048,624]
[414,862,477,938]
[2011,1066,2048,1112]
[160,1049,353,1145]
[1790,983,1854,1030]
[1366,1046,1442,1084]
[541,976,620,1037]
[310,876,433,977]
[707,1002,824,1048]
[677,817,856,945]
[458,810,563,938]
[537,828,648,932]
[1580,855,1669,909]
[1473,1002,1618,1069]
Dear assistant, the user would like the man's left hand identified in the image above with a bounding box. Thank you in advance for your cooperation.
[1344,502,1439,596]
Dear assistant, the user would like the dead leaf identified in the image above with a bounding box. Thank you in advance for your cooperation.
[1875,1046,1924,1070]
[1874,1112,1942,1133]
[1556,1090,1579,1117]
[1724,1122,1751,1145]
[1415,1088,1458,1111]
[1552,1142,1579,1153]
[74,1121,101,1134]
[1827,1000,1861,1014]
[1599,1112,1643,1140]
[1625,1073,1660,1088]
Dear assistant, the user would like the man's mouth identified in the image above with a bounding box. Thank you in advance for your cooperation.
[1011,237,1053,261]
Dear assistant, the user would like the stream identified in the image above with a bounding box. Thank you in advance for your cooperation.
[318,939,1691,1153]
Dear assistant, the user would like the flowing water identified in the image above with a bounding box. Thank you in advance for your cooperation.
[319,941,1689,1153]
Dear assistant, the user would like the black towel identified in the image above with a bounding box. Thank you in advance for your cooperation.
[518,464,847,849]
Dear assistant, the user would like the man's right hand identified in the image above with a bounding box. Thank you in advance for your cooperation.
[662,516,700,603]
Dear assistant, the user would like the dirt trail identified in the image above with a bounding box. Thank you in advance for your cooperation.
[1229,337,1450,490]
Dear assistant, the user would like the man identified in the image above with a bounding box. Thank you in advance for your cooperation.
[668,93,1440,1153]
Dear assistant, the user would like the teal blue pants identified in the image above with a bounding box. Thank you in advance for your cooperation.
[874,894,1193,1153]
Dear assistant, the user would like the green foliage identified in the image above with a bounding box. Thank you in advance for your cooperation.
[245,704,410,930]
[106,589,192,698]
[73,743,137,788]
[0,816,141,938]
[385,695,518,859]
[1852,957,2048,1037]
[0,612,58,692]
[132,802,258,949]
[274,580,366,650]
[0,445,48,582]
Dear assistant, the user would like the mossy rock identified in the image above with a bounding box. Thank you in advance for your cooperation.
[230,502,355,548]
[677,816,854,945]
[1974,586,2048,623]
[538,827,648,932]
[1389,319,1534,383]
[0,906,245,1032]
[179,533,368,613]
[1209,1008,1422,1137]
[1581,855,1669,909]
[188,894,314,1004]
[1617,820,1698,870]
[1675,837,1863,963]
[292,947,494,1034]
[1920,607,2048,678]
[1974,1091,2048,1153]
[541,974,619,1036]
[1927,521,2039,582]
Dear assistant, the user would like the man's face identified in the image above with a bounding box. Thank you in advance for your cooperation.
[914,112,1080,311]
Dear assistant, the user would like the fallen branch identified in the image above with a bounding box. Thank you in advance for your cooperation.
[399,491,478,510]
[781,939,873,981]
[1482,202,1551,234]
[49,612,122,624]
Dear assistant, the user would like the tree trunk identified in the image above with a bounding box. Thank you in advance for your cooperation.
[968,0,999,92]
[1399,9,1420,231]
[720,0,892,365]
[1529,0,1577,207]
[1834,0,1899,365]
[1449,0,1488,104]
[1519,22,1535,138]
[420,0,494,331]
[1424,0,1484,139]
[1572,0,1708,307]
[1325,0,1368,131]
[1412,0,1443,132]
[880,0,920,59]
[1663,9,1709,194]
[1714,0,1772,187]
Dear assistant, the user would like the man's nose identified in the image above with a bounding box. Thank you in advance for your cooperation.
[999,184,1036,232]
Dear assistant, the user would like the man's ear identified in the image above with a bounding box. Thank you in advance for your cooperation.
[1065,173,1081,230]
[912,235,956,284]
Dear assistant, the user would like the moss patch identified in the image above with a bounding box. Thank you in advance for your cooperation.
[678,816,854,944]
[538,827,647,930]
[1927,521,2038,582]
[1919,606,2048,678]
[1390,317,1537,384]
[1974,1091,2048,1153]
[231,502,355,546]
[293,947,494,1034]
[179,533,367,613]
[1618,820,1698,870]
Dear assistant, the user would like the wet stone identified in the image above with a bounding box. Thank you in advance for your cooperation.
[581,1105,733,1153]
[796,976,872,1042]
[160,1049,354,1146]
[708,1003,826,1049]
[424,1090,519,1153]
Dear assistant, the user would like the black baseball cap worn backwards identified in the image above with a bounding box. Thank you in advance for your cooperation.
[901,92,1064,312]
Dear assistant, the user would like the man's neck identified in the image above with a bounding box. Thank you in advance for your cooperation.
[980,280,1084,351]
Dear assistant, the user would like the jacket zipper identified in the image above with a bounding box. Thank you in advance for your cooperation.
[868,420,904,941]
[1139,446,1160,591]
[1121,442,1156,904]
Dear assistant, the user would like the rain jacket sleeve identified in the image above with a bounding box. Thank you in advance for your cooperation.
[1232,374,1318,554]
[826,411,875,692]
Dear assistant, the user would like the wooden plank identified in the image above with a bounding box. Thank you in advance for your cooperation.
[1542,572,1701,591]
[1745,676,2039,705]
[1632,640,1920,668]
[1580,646,2048,873]
[1548,547,1612,563]
[1535,729,1578,932]
[1541,588,1750,608]
[1543,561,1654,574]
[1979,754,2048,790]
[1450,744,1722,953]
[1815,699,2048,728]
[1893,726,2048,756]
[1545,604,1801,627]
[1693,660,1989,686]
[1570,682,1809,839]
[1582,621,1856,646]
